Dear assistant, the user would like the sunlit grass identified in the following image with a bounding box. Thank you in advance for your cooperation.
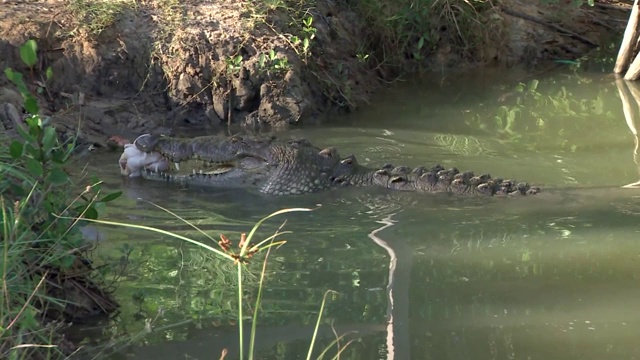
[67,0,133,36]
[67,204,356,359]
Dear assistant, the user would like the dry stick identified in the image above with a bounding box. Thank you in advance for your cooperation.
[588,13,624,31]
[6,270,48,331]
[227,79,233,127]
[595,2,632,12]
[615,0,640,74]
[500,7,598,47]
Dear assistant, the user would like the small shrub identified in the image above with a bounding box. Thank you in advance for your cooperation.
[1,40,121,360]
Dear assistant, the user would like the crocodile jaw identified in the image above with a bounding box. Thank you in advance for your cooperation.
[119,144,170,177]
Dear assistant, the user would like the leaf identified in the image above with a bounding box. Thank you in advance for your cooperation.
[25,115,41,130]
[99,191,123,203]
[20,39,38,67]
[51,148,67,164]
[46,168,69,185]
[83,206,99,220]
[25,158,43,178]
[46,66,53,80]
[42,126,57,151]
[16,125,36,144]
[5,68,29,95]
[303,16,313,27]
[9,183,26,198]
[553,59,578,65]
[9,141,23,159]
[24,96,39,115]
[4,67,15,82]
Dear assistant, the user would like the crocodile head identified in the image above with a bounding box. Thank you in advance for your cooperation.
[121,134,343,195]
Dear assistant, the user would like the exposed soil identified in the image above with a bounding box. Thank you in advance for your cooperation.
[0,0,631,150]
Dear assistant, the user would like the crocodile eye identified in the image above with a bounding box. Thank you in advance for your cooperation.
[133,133,153,151]
[342,158,352,165]
[390,176,405,183]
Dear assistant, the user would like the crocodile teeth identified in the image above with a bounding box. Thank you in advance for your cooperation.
[174,162,180,171]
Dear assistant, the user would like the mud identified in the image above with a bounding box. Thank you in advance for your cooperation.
[0,0,630,150]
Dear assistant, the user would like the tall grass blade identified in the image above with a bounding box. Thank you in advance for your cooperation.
[55,216,235,261]
[247,235,276,359]
[306,290,337,360]
[316,332,357,360]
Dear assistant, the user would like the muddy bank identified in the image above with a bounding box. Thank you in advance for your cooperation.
[0,0,629,149]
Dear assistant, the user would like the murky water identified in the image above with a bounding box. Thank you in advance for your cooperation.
[81,64,640,359]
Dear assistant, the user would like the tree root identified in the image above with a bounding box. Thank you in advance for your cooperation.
[501,7,598,47]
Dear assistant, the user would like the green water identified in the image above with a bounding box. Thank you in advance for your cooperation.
[82,66,640,359]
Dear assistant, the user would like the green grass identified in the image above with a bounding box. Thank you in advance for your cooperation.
[349,0,496,67]
[67,0,133,36]
[0,132,117,359]
[1,40,122,360]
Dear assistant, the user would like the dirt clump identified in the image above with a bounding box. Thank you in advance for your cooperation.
[0,0,630,149]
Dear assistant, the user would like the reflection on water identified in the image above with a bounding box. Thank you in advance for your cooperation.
[84,66,640,360]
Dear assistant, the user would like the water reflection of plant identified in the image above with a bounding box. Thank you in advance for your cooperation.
[465,78,617,152]
[73,207,355,359]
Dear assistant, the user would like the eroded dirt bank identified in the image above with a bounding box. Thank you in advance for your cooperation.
[0,0,630,149]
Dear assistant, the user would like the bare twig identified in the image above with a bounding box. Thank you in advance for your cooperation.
[501,7,598,47]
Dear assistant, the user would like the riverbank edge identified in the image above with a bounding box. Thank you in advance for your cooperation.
[0,1,629,149]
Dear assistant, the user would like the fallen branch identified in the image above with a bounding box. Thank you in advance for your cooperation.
[595,2,631,12]
[501,7,598,47]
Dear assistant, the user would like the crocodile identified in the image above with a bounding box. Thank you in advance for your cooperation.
[119,134,541,196]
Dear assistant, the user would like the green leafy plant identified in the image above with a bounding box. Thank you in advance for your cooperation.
[301,16,316,58]
[1,39,122,360]
[413,36,426,61]
[257,49,291,76]
[285,15,316,62]
[356,52,370,63]
[226,55,244,76]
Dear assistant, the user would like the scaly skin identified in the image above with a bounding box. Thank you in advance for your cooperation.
[123,134,541,196]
